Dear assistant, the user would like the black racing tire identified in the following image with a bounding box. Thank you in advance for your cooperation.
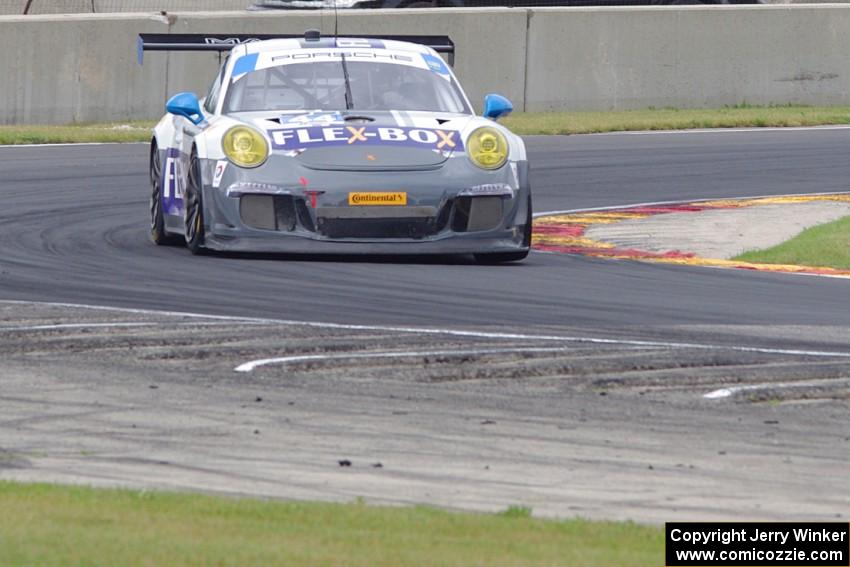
[474,249,529,264]
[149,141,181,246]
[183,149,207,255]
[474,194,532,264]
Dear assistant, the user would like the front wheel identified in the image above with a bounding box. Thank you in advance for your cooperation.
[149,141,181,246]
[183,151,206,255]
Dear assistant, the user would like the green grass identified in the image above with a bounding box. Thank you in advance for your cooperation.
[4,104,847,144]
[0,482,662,567]
[0,121,155,145]
[502,105,850,135]
[734,215,850,270]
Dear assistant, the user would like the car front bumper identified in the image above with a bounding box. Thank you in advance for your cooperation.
[200,157,531,255]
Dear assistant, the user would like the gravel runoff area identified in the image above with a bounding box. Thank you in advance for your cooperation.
[1,301,849,524]
[585,200,850,260]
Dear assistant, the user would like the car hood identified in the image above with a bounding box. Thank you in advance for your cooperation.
[233,110,474,171]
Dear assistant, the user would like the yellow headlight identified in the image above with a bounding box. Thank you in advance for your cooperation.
[467,127,508,170]
[222,126,268,168]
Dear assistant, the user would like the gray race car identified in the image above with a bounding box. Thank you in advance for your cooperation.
[141,31,532,262]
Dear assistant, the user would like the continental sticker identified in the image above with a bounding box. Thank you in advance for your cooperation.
[349,192,407,206]
[268,126,462,152]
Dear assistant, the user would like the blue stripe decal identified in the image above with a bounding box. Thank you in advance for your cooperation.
[422,53,449,78]
[232,53,259,77]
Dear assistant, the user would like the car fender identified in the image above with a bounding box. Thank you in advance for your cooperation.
[192,115,259,163]
[152,114,176,155]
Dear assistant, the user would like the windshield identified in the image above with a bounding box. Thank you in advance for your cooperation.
[223,59,470,114]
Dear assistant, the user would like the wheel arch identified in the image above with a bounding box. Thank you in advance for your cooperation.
[192,133,210,160]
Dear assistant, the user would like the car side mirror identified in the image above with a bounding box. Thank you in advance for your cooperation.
[483,94,513,121]
[166,92,203,125]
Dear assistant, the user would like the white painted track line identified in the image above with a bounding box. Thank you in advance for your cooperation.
[0,320,270,332]
[704,378,850,399]
[236,346,599,373]
[4,299,850,361]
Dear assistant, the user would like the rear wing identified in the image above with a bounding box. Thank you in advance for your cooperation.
[137,32,455,66]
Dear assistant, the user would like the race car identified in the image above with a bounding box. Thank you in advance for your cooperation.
[139,31,531,262]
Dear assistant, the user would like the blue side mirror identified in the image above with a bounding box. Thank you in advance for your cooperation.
[483,94,513,121]
[166,92,203,125]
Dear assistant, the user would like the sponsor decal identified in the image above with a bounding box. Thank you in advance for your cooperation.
[242,49,429,77]
[280,111,345,127]
[162,148,187,215]
[421,53,451,81]
[268,126,462,151]
[269,51,413,65]
[205,37,262,46]
[212,160,228,188]
[349,192,407,206]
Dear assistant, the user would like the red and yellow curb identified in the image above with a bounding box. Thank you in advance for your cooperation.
[532,194,850,277]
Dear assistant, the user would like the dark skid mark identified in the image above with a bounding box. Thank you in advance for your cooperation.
[777,71,839,82]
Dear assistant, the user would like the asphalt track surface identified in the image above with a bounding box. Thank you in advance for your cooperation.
[2,128,850,337]
[2,128,850,522]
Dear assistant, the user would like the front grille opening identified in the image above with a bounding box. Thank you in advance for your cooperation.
[434,200,452,233]
[315,202,452,239]
[240,195,299,232]
[451,196,503,232]
[295,199,316,233]
[318,218,437,239]
[275,196,296,232]
[451,197,470,232]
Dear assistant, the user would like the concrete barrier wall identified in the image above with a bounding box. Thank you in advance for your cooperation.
[0,14,169,123]
[2,6,850,124]
[95,0,251,11]
[0,8,527,124]
[525,5,850,111]
[0,1,252,15]
[0,1,26,15]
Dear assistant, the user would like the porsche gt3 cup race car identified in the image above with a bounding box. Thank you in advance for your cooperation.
[139,31,532,262]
